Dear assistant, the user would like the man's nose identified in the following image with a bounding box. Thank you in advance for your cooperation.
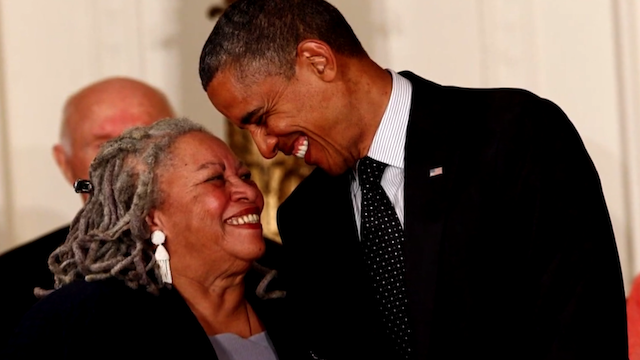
[249,128,278,159]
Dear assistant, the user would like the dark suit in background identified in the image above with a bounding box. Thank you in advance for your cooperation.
[278,72,627,359]
[0,226,68,348]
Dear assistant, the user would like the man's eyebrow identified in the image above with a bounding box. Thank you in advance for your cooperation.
[240,108,263,126]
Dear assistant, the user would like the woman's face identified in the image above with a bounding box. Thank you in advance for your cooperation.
[149,131,265,282]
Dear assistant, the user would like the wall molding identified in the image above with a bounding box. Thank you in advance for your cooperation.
[612,0,640,279]
[0,0,14,251]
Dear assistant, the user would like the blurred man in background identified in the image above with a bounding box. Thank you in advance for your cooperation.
[0,77,175,345]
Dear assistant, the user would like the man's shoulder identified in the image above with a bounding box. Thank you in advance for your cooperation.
[399,70,565,140]
[399,70,544,104]
[0,225,69,268]
[259,237,284,270]
[279,167,347,211]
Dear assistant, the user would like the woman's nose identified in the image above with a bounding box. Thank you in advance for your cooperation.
[229,176,263,206]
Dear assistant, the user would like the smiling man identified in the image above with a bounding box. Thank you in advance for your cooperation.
[199,0,628,359]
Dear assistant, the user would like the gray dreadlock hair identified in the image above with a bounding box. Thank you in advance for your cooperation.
[41,117,208,296]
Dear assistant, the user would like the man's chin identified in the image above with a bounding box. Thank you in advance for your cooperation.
[324,169,344,176]
[293,150,350,176]
[319,162,351,176]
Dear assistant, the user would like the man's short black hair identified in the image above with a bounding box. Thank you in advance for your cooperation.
[199,0,367,90]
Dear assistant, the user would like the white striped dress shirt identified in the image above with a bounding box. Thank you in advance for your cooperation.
[352,70,413,237]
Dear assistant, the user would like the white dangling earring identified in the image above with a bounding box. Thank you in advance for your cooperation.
[151,230,172,284]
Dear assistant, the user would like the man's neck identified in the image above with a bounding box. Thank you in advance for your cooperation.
[343,58,393,160]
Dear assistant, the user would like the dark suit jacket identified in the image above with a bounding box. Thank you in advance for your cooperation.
[1,240,291,359]
[277,72,628,359]
[0,226,68,349]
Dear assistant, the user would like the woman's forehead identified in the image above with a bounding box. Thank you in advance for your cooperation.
[168,132,241,169]
[172,132,226,153]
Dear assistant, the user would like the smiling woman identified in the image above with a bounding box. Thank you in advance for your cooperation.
[1,118,289,360]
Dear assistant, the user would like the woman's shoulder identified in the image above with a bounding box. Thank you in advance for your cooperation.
[35,279,156,316]
[3,279,205,358]
[48,277,144,296]
[21,279,160,332]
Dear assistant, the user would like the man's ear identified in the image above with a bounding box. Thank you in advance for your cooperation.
[296,40,337,81]
[53,144,75,185]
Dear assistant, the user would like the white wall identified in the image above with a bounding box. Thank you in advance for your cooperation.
[1,0,639,291]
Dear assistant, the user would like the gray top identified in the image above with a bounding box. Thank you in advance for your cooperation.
[208,331,278,360]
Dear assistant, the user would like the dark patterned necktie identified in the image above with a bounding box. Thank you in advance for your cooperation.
[358,156,412,359]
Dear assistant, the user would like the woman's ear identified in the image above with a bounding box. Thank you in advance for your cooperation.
[146,209,164,232]
[296,40,337,81]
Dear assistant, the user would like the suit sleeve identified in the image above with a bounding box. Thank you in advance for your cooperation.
[518,98,628,359]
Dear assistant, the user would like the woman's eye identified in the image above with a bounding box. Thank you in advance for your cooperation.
[206,175,224,182]
[240,172,252,181]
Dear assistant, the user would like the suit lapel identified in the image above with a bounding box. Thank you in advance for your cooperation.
[282,170,392,358]
[320,173,401,358]
[401,71,450,358]
[308,170,380,324]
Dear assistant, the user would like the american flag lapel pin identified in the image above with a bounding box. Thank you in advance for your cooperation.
[429,167,443,177]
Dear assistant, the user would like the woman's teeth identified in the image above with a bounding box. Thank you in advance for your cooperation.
[294,138,308,158]
[226,214,260,225]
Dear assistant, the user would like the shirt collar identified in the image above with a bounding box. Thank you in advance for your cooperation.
[366,70,413,169]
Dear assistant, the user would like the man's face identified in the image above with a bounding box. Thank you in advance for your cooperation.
[53,88,174,201]
[206,69,361,176]
[67,108,162,180]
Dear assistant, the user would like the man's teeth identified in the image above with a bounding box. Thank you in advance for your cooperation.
[226,214,260,225]
[294,138,308,158]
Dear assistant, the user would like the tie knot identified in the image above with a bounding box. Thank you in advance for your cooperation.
[358,156,388,185]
